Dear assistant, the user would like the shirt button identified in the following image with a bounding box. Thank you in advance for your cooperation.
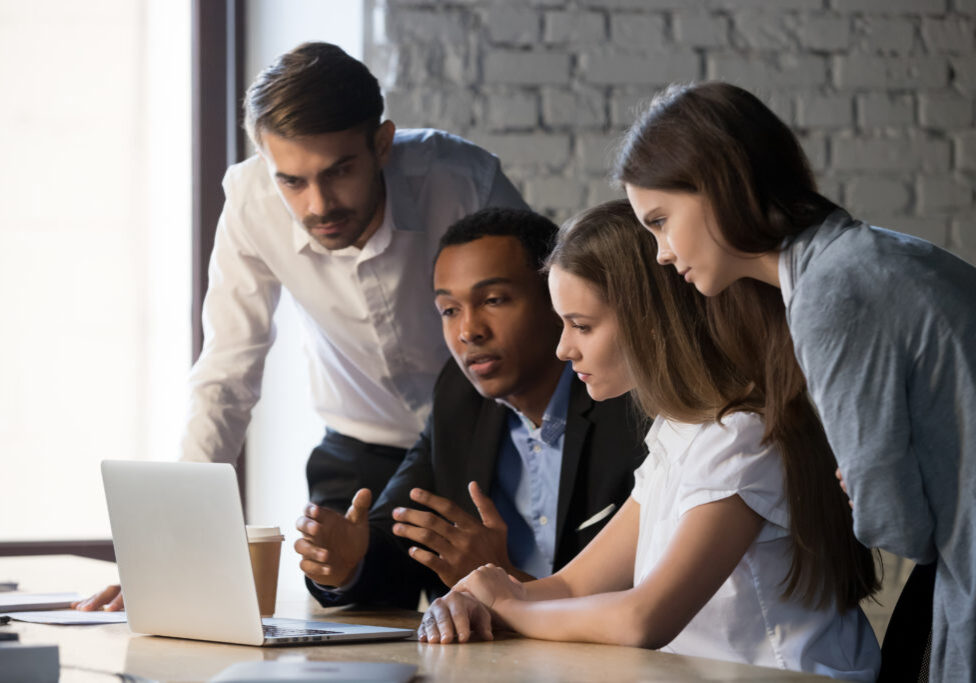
[532,444,541,453]
[539,516,548,526]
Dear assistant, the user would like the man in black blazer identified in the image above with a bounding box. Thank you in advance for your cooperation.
[296,208,647,608]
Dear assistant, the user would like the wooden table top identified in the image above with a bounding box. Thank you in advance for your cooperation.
[0,555,828,682]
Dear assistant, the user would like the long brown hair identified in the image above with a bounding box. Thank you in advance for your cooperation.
[550,199,878,610]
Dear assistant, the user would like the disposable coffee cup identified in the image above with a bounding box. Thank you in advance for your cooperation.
[246,525,285,617]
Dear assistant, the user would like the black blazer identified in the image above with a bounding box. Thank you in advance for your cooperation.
[308,360,648,608]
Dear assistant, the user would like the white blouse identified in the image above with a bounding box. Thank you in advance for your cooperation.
[632,413,880,680]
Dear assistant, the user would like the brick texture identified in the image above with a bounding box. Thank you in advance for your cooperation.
[368,0,976,261]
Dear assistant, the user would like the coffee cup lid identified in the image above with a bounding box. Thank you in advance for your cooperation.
[246,525,283,541]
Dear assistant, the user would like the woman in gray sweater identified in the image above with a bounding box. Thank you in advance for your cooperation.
[614,81,976,683]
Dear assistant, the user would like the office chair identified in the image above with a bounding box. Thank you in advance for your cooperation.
[878,561,936,682]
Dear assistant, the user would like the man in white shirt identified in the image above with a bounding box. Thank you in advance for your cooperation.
[183,42,527,514]
[73,41,526,612]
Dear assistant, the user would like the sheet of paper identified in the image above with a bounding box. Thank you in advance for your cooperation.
[3,609,128,625]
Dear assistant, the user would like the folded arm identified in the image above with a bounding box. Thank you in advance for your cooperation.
[421,495,762,648]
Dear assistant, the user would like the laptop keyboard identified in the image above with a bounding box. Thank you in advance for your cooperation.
[263,625,342,638]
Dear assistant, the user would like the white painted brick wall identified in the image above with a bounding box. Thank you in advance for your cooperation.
[483,92,539,130]
[709,54,828,89]
[957,130,976,170]
[542,86,607,128]
[733,12,798,51]
[609,13,666,48]
[672,12,729,48]
[484,7,540,45]
[389,9,467,43]
[796,94,854,128]
[845,177,913,214]
[368,0,976,263]
[951,54,976,93]
[610,90,650,127]
[709,0,821,9]
[857,93,915,128]
[797,16,852,52]
[853,17,917,54]
[834,0,946,12]
[524,175,588,213]
[580,50,699,85]
[484,50,571,84]
[577,131,620,174]
[832,136,951,173]
[952,217,976,254]
[544,11,605,44]
[471,132,572,167]
[835,56,950,89]
[919,93,975,128]
[918,175,974,211]
[921,17,975,52]
[586,178,624,205]
[798,132,828,172]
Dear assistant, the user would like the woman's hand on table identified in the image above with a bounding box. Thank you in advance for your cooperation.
[72,584,124,611]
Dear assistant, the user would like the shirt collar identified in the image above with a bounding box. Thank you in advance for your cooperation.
[497,362,573,446]
[290,175,395,261]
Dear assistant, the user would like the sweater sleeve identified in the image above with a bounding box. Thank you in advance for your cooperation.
[789,274,936,563]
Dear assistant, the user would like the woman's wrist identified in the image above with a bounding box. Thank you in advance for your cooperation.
[490,595,522,629]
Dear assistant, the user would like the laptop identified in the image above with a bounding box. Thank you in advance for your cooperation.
[101,460,413,646]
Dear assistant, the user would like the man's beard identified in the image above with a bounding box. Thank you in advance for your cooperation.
[302,208,356,232]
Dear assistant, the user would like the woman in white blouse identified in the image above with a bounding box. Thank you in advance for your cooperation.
[416,200,881,680]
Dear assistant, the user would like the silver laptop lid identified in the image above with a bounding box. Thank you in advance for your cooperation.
[102,460,265,645]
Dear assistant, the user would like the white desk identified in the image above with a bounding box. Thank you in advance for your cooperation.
[1,555,830,682]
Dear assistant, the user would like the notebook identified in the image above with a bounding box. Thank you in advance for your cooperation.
[0,593,82,612]
[101,460,413,646]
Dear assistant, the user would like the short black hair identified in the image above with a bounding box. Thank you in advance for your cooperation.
[434,207,559,275]
[244,42,384,143]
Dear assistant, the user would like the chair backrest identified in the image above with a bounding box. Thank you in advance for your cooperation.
[878,561,936,682]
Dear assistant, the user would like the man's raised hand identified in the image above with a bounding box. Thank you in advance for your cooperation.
[392,481,532,587]
[295,487,372,587]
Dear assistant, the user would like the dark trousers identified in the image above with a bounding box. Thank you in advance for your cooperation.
[306,429,408,513]
[879,561,937,682]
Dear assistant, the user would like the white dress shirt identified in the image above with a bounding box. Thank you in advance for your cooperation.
[181,129,527,463]
[632,413,880,680]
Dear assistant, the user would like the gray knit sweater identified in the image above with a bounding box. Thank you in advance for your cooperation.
[779,209,976,682]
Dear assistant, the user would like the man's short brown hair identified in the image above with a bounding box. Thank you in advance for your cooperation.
[244,42,384,145]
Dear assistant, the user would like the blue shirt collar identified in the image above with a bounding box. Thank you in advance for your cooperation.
[497,362,573,447]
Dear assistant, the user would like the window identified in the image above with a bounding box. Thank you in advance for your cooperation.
[0,1,191,543]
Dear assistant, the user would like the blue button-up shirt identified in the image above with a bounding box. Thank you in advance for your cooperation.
[492,363,573,578]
